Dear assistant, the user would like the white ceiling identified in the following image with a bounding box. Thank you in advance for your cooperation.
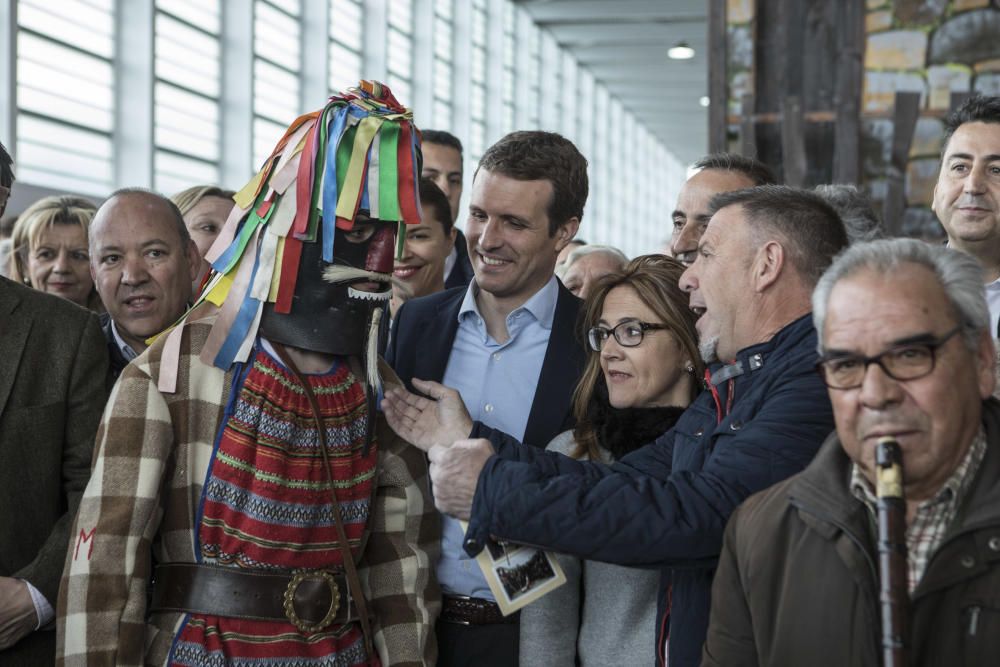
[515,0,710,165]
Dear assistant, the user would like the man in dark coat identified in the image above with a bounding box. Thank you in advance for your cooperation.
[385,185,849,667]
[703,239,1000,666]
[387,130,588,666]
[0,141,109,665]
[420,130,475,290]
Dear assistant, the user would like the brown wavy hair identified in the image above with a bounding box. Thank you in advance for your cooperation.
[570,254,704,460]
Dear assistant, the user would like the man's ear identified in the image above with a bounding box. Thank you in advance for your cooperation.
[186,240,201,282]
[753,240,785,292]
[554,217,580,252]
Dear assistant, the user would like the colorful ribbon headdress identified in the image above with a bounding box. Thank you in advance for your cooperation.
[156,81,422,393]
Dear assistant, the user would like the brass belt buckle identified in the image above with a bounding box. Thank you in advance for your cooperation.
[283,569,340,633]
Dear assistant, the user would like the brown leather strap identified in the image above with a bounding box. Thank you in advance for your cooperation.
[274,345,376,662]
[150,562,360,627]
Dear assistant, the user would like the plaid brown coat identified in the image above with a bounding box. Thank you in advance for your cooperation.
[56,314,440,666]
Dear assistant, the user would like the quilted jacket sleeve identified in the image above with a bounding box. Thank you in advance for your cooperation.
[464,364,831,567]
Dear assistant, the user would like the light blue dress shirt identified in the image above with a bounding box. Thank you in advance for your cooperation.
[437,275,559,599]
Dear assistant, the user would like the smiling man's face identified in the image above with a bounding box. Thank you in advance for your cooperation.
[823,263,994,500]
[932,121,1000,254]
[465,168,577,309]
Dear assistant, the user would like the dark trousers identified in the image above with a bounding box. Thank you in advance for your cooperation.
[436,620,519,667]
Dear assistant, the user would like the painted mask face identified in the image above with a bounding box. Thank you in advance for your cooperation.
[258,214,397,356]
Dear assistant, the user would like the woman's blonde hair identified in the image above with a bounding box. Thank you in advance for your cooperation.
[10,195,102,310]
[570,254,704,460]
[170,185,235,216]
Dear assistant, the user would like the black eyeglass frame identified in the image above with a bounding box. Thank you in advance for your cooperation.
[815,325,963,390]
[587,320,670,352]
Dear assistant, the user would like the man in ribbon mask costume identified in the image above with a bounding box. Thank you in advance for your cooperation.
[57,82,440,667]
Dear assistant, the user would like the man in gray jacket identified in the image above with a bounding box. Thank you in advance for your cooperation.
[0,141,109,665]
[704,238,1000,665]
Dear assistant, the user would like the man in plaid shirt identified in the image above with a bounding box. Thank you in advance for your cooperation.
[57,83,440,667]
[704,238,1000,666]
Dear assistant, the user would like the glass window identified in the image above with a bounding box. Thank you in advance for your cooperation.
[253,0,301,168]
[153,0,222,193]
[15,0,115,195]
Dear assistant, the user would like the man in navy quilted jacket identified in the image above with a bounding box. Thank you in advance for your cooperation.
[384,184,849,667]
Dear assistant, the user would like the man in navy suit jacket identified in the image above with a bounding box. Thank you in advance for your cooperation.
[386,131,588,667]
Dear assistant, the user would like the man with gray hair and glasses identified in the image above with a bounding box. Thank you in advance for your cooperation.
[703,238,1000,665]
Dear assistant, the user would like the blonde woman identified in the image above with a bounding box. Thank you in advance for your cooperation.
[10,195,101,311]
[170,185,235,291]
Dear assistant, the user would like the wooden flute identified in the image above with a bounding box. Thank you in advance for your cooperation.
[876,435,909,667]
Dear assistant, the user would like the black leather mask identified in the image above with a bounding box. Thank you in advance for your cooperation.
[258,219,396,355]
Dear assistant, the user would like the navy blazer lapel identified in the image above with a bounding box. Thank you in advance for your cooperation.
[523,282,584,447]
[416,288,464,384]
[0,281,30,418]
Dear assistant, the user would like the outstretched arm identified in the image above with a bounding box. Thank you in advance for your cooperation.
[464,377,831,568]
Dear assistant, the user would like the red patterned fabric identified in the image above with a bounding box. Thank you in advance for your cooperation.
[171,346,379,666]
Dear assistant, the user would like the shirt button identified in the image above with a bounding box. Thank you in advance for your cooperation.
[961,555,976,569]
[492,352,502,361]
[484,404,494,413]
[990,537,1000,552]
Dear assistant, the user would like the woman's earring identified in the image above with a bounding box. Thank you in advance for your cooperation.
[685,363,695,374]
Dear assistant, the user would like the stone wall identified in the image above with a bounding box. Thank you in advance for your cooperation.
[862,0,1000,238]
[725,0,1000,239]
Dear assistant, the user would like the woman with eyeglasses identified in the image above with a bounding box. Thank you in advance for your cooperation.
[520,253,704,667]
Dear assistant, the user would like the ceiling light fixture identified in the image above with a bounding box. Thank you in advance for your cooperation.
[668,41,695,60]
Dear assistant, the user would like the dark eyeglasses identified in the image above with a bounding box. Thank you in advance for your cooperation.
[587,320,670,352]
[816,326,962,390]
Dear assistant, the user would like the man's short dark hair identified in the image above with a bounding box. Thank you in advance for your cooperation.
[419,177,454,235]
[693,153,777,186]
[708,185,848,286]
[105,187,192,247]
[476,131,589,235]
[0,141,13,189]
[421,130,464,158]
[942,95,1000,156]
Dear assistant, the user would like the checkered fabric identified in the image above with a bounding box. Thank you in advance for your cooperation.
[56,314,440,666]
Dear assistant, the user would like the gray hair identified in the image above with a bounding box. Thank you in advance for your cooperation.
[813,184,885,244]
[556,244,628,278]
[812,238,988,353]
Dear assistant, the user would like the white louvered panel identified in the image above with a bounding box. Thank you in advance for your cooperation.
[15,0,115,195]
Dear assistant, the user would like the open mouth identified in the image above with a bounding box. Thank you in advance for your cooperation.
[123,295,156,312]
[323,265,394,302]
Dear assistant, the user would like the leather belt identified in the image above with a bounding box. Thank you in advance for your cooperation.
[440,594,518,626]
[150,562,361,633]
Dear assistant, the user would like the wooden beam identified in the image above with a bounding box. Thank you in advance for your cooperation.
[740,93,756,158]
[833,0,863,184]
[781,95,807,186]
[708,0,727,153]
[882,91,921,236]
[950,91,972,113]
